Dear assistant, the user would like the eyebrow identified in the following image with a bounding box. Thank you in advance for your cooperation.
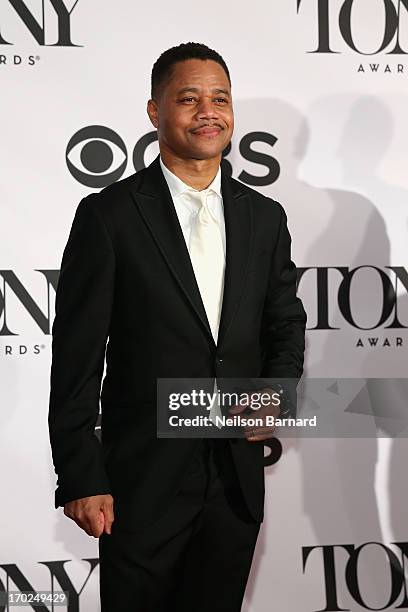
[176,87,230,96]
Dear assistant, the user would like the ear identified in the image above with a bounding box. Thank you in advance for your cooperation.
[147,99,159,128]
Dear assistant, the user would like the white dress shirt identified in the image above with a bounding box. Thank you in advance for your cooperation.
[159,156,226,258]
[159,156,225,426]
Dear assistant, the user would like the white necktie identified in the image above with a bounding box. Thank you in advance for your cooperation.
[187,189,225,425]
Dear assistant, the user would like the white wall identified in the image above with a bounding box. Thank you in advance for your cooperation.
[1,1,407,610]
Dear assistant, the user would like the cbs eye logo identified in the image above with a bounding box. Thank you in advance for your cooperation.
[66,126,130,188]
[66,125,281,188]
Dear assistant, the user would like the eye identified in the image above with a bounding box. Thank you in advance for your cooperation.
[66,125,127,187]
[180,97,196,103]
[215,98,228,103]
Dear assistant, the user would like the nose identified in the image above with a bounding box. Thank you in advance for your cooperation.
[196,97,219,120]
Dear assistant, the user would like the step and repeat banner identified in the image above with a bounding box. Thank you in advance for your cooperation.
[1,1,407,610]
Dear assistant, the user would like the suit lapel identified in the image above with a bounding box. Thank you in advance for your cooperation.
[217,164,253,347]
[129,154,253,348]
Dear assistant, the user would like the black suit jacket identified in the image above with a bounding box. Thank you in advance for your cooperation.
[48,153,306,526]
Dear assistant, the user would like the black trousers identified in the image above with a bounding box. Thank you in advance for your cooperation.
[99,438,261,611]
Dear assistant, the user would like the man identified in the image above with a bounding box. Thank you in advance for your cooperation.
[48,42,306,611]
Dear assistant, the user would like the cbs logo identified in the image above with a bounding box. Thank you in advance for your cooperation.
[66,125,280,188]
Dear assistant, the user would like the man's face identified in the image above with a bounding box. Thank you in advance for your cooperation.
[148,58,234,161]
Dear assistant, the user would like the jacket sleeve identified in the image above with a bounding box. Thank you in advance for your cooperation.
[259,201,307,416]
[48,194,114,508]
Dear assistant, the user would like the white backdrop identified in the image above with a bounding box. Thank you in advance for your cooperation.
[1,0,407,610]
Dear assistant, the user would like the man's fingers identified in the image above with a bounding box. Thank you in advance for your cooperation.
[63,494,114,538]
[247,433,275,441]
[101,498,115,535]
[86,511,105,538]
[244,426,276,441]
[229,403,247,414]
[75,509,104,538]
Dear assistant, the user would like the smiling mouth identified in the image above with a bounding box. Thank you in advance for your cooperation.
[192,126,222,137]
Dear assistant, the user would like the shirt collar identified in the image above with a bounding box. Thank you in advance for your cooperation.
[159,155,222,199]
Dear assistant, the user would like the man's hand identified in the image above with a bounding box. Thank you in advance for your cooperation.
[229,387,281,442]
[64,494,114,538]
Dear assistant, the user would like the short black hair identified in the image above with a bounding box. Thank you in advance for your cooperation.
[151,42,231,100]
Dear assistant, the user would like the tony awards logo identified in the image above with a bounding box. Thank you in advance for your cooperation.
[0,0,82,66]
[297,0,408,73]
